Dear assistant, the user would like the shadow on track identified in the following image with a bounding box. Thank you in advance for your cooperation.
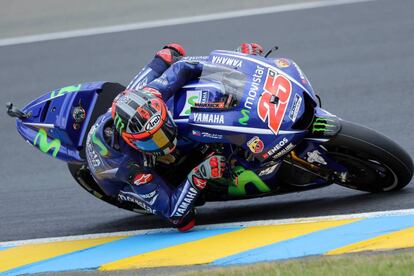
[83,187,414,234]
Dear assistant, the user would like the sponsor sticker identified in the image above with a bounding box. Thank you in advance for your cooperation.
[193,113,224,124]
[179,90,210,116]
[247,136,264,154]
[133,173,153,185]
[262,137,289,158]
[192,130,201,136]
[211,55,243,68]
[269,143,295,160]
[275,58,291,68]
[144,114,161,131]
[182,56,209,61]
[238,65,266,125]
[194,102,225,108]
[289,94,302,122]
[258,163,280,176]
[202,132,223,139]
[306,150,327,165]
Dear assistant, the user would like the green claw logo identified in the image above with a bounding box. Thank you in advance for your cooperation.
[312,118,336,133]
[238,109,250,125]
[33,128,61,157]
[114,113,125,133]
[50,84,82,99]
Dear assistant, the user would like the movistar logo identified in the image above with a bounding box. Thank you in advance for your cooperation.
[92,132,109,156]
[238,109,250,125]
[114,113,125,133]
[229,166,271,196]
[33,128,61,157]
[50,84,82,98]
[312,118,336,133]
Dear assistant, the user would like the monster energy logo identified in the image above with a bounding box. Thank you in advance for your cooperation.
[33,128,61,157]
[50,84,82,99]
[114,113,125,132]
[312,118,336,133]
[238,109,250,125]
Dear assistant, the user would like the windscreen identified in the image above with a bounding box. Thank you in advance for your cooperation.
[198,64,247,108]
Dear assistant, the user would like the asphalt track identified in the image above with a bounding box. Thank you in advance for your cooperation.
[1,0,413,242]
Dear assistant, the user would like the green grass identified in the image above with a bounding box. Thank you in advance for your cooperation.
[180,251,414,276]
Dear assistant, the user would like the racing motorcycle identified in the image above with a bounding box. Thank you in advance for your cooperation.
[6,49,414,214]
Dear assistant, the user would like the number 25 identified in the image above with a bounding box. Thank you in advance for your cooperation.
[257,73,292,135]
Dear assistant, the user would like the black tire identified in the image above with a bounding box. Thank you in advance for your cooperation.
[324,120,413,192]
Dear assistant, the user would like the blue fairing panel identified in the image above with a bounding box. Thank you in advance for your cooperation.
[16,82,125,162]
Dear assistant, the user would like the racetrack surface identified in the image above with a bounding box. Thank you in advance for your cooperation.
[1,0,413,242]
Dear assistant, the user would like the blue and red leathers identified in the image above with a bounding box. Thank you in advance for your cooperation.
[85,43,258,230]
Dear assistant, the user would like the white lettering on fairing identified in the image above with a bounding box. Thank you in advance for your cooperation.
[193,113,224,124]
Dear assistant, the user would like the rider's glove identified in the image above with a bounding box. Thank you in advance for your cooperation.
[188,155,226,190]
[155,43,186,65]
[236,43,264,56]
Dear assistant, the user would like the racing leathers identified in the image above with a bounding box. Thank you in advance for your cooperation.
[85,43,260,231]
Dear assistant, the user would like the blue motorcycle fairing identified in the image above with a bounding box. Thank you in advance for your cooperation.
[10,49,352,203]
[209,50,319,104]
[169,50,319,162]
[15,82,124,162]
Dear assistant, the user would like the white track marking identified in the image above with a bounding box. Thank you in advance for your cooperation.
[1,208,413,247]
[0,0,376,47]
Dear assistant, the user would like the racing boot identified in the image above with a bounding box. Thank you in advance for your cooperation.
[173,155,226,232]
[175,210,196,232]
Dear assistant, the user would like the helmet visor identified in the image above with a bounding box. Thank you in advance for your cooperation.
[125,111,177,155]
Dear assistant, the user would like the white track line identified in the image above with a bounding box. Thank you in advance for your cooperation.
[1,208,413,247]
[0,0,376,47]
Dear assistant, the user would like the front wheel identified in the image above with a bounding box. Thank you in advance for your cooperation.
[324,120,413,192]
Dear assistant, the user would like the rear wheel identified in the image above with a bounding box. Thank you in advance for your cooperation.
[324,120,413,192]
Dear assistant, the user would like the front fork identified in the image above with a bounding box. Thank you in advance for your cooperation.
[290,109,349,184]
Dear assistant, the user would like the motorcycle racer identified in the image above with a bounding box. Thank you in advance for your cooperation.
[85,43,263,231]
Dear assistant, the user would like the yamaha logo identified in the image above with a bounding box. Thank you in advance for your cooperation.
[145,114,161,131]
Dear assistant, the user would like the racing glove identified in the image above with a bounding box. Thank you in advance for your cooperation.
[155,43,186,65]
[187,155,226,190]
[237,42,264,56]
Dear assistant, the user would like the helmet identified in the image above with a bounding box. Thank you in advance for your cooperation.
[111,89,177,155]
